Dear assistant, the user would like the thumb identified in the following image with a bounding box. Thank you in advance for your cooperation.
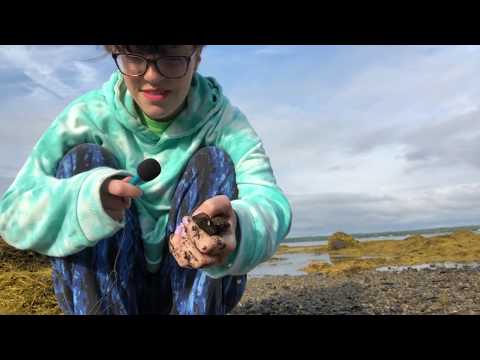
[121,176,133,183]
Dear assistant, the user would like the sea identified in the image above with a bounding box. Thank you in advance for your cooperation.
[282,224,480,247]
[248,224,480,278]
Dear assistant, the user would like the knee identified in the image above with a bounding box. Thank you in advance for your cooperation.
[191,146,235,169]
[187,146,237,192]
[56,143,119,179]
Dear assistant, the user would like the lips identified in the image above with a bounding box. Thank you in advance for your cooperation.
[141,89,171,101]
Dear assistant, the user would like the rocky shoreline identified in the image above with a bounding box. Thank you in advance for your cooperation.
[231,267,480,315]
[2,232,480,315]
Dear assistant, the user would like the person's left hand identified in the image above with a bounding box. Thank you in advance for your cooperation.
[169,195,237,269]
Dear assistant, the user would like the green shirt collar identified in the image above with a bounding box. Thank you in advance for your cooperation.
[136,104,173,137]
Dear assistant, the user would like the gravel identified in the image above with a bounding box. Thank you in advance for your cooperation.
[230,268,480,315]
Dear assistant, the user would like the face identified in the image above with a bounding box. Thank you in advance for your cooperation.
[119,45,201,121]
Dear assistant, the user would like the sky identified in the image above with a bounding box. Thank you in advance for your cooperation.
[1,45,480,237]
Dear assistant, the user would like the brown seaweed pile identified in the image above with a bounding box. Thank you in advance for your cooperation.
[0,238,60,315]
[296,230,480,276]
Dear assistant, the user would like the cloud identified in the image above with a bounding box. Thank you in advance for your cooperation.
[400,109,480,170]
[341,107,480,177]
[2,45,480,238]
[72,60,102,86]
[287,182,480,237]
[0,46,109,99]
[0,46,114,176]
[254,46,298,56]
[0,46,75,98]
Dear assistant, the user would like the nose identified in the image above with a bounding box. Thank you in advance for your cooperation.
[143,62,165,82]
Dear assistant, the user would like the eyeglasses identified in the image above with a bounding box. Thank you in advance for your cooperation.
[112,49,196,79]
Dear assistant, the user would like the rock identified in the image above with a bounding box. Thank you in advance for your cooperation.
[404,234,428,242]
[191,213,230,236]
[328,232,359,250]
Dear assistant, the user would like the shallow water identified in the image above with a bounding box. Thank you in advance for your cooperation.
[249,252,480,278]
[255,230,480,278]
[283,241,327,247]
[248,252,331,278]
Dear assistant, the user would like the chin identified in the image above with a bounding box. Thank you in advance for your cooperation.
[145,106,170,120]
[153,111,176,121]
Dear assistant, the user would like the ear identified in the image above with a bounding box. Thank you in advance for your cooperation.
[193,52,202,72]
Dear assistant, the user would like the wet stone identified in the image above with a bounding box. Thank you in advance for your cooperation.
[230,268,480,315]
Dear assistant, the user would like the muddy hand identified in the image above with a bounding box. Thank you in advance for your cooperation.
[169,219,218,269]
[188,214,228,257]
[191,195,237,260]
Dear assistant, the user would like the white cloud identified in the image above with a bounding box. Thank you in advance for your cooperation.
[73,61,100,86]
[3,45,480,237]
[325,45,480,129]
[254,45,298,56]
[0,45,108,99]
[0,46,75,98]
[288,182,480,237]
[220,45,480,235]
[0,46,113,175]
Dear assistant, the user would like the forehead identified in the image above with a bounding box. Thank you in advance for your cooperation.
[121,45,195,56]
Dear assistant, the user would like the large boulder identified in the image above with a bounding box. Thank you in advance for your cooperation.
[328,232,359,250]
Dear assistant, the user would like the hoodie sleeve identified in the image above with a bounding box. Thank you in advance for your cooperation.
[203,104,293,279]
[0,100,130,257]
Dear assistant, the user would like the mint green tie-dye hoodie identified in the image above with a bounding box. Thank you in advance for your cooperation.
[0,71,292,278]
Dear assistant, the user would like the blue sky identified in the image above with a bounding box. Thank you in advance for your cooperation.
[1,45,480,237]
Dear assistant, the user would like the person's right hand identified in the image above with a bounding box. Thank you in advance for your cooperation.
[100,176,143,222]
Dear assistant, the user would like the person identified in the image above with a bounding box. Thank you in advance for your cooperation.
[0,45,292,315]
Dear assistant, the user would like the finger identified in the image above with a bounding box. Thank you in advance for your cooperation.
[183,238,218,269]
[107,209,125,222]
[121,176,133,183]
[192,195,232,218]
[171,223,217,269]
[177,246,216,269]
[169,230,189,268]
[102,194,130,211]
[195,234,226,256]
[182,216,225,256]
[170,225,197,268]
[179,223,218,268]
[107,179,143,199]
[169,225,185,254]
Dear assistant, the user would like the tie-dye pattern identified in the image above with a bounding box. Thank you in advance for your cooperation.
[0,70,292,279]
[51,144,245,314]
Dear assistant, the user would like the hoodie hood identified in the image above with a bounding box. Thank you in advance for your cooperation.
[102,70,225,145]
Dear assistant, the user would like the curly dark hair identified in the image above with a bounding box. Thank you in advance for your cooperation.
[103,45,205,55]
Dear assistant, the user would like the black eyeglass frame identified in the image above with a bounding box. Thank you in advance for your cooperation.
[112,48,197,79]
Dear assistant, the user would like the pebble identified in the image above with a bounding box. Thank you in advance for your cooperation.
[230,268,480,315]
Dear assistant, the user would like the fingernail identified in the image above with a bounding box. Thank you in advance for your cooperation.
[175,224,183,236]
[182,216,190,226]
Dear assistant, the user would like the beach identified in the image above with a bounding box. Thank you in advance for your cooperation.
[232,267,480,315]
[2,229,480,315]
